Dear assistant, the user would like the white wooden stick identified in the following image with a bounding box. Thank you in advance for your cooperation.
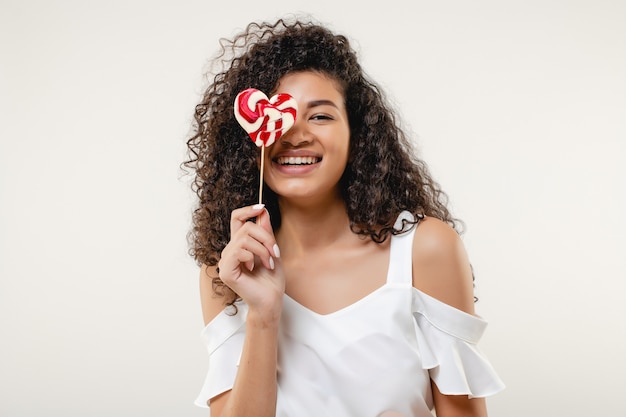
[258,146,265,205]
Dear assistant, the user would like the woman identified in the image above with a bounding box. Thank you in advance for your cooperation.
[185,18,504,417]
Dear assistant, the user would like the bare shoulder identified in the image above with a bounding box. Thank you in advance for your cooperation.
[199,264,230,325]
[411,216,476,315]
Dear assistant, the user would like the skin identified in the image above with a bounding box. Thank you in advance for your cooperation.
[200,71,488,417]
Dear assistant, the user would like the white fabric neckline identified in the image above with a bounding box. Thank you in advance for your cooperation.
[282,282,397,319]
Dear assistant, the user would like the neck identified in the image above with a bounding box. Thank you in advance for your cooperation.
[276,195,352,257]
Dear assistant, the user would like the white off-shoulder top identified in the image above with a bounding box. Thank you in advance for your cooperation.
[195,212,505,416]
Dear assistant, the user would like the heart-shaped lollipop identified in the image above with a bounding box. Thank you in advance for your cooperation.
[234,88,298,205]
[234,88,298,147]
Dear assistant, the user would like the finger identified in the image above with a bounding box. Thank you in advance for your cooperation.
[222,230,275,274]
[256,209,280,258]
[219,245,255,283]
[235,217,279,261]
[237,232,275,270]
[230,204,266,236]
[244,259,254,272]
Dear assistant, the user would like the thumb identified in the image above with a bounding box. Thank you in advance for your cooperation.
[256,207,274,235]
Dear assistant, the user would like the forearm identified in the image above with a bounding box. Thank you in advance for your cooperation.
[219,310,280,417]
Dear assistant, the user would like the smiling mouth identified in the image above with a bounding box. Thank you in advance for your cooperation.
[275,156,322,166]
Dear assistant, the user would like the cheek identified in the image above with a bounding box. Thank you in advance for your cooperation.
[330,126,350,153]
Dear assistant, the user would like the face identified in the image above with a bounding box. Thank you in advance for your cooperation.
[263,71,350,204]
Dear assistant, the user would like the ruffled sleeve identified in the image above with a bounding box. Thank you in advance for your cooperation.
[412,288,505,398]
[194,303,248,408]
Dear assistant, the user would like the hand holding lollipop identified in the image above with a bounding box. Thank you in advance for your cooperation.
[234,88,298,204]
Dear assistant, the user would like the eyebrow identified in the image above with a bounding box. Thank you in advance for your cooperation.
[306,99,340,109]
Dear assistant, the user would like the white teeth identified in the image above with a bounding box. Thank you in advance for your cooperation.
[277,156,319,165]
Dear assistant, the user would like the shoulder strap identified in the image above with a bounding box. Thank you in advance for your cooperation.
[386,211,418,286]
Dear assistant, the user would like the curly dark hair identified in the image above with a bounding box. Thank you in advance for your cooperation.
[184,17,461,305]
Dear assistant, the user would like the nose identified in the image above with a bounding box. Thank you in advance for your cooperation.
[280,120,310,147]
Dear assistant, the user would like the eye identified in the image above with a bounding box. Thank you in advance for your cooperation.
[310,114,334,121]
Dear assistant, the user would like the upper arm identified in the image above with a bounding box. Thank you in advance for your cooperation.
[199,264,233,415]
[431,382,487,417]
[199,264,228,327]
[411,217,488,416]
[411,216,476,315]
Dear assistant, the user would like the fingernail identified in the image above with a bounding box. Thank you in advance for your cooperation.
[252,203,265,210]
[247,261,254,271]
[273,244,281,258]
[269,257,275,270]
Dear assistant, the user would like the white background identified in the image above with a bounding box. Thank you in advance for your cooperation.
[1,0,625,416]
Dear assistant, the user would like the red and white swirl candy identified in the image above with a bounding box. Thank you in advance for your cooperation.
[234,88,298,147]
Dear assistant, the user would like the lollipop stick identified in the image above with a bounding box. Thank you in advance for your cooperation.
[258,146,265,205]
